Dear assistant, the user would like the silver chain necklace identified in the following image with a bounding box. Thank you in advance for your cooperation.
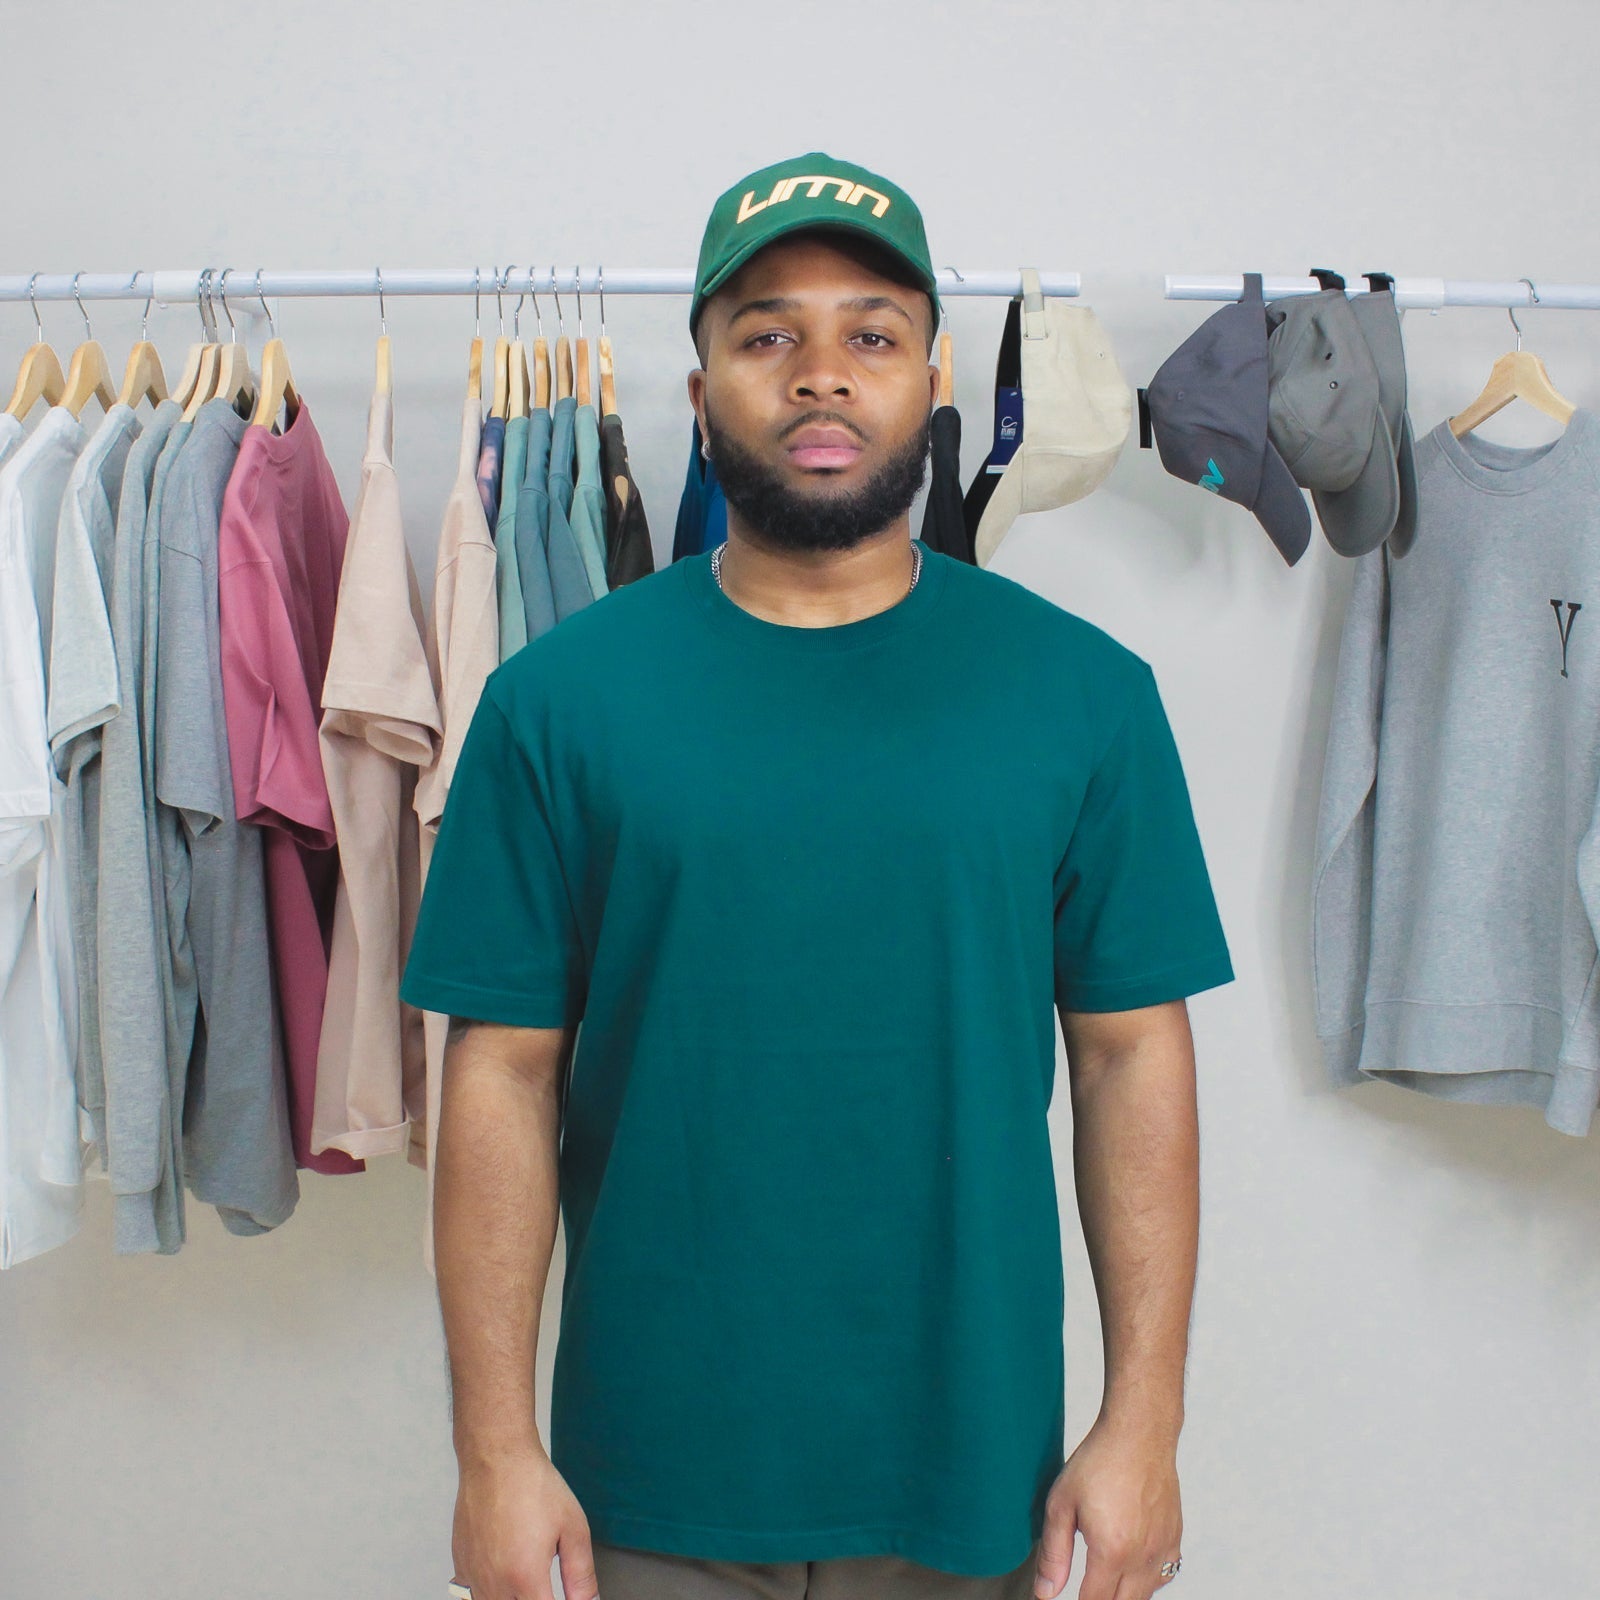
[712,539,922,596]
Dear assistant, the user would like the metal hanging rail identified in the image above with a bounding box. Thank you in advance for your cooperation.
[1166,275,1600,311]
[0,266,1082,306]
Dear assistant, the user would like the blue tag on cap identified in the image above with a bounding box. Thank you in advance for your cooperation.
[985,385,1023,473]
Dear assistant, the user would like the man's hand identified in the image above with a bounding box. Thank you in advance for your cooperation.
[1032,1415,1183,1600]
[452,1445,600,1600]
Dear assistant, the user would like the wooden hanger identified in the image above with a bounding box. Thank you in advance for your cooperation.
[176,267,225,415]
[509,341,530,419]
[489,336,510,418]
[503,268,529,419]
[55,275,117,419]
[596,267,617,418]
[556,333,573,403]
[118,341,168,409]
[1450,288,1575,438]
[938,325,954,408]
[5,341,65,419]
[465,268,485,403]
[532,332,551,411]
[117,275,169,410]
[5,275,66,419]
[552,268,574,402]
[169,340,209,411]
[375,269,392,396]
[248,268,300,429]
[528,269,552,410]
[183,342,223,421]
[486,268,511,419]
[250,337,300,430]
[60,338,117,419]
[209,341,257,419]
[574,266,593,408]
[598,336,616,418]
[200,277,258,420]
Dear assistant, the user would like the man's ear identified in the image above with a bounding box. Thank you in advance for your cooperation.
[687,367,708,436]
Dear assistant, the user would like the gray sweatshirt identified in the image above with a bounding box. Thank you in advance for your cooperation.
[1314,409,1600,1136]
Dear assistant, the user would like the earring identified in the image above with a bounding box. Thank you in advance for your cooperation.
[700,435,711,462]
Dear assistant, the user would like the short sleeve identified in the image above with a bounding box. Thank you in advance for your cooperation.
[217,552,335,849]
[400,687,587,1028]
[1053,662,1234,1013]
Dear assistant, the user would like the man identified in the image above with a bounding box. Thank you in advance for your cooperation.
[401,152,1234,1600]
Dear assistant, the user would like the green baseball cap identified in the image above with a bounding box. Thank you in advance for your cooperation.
[690,151,941,343]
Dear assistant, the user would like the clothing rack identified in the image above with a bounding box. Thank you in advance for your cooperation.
[0,267,1082,312]
[1166,275,1600,311]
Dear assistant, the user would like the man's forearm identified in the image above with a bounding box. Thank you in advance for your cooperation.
[434,1020,568,1467]
[1066,1005,1200,1444]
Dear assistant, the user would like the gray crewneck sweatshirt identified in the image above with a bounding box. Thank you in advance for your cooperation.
[1314,409,1600,1136]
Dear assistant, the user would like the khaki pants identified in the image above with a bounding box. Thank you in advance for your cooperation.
[590,1537,1041,1600]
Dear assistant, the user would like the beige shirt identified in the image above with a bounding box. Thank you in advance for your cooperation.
[312,389,441,1162]
[412,390,499,1269]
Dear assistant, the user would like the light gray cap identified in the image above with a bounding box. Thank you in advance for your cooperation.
[1266,288,1398,556]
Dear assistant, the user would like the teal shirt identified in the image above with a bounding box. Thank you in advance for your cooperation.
[569,403,610,600]
[401,548,1233,1576]
[544,396,595,622]
[495,415,530,662]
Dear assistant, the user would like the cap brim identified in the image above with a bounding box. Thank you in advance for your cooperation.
[1252,437,1313,566]
[1311,405,1399,558]
[693,218,939,333]
[973,457,1022,567]
[1388,411,1420,558]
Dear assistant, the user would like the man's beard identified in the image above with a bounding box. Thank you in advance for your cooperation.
[706,411,931,553]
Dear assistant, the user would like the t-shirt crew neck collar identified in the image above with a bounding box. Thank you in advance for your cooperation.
[1433,407,1595,496]
[684,539,947,652]
[250,393,313,462]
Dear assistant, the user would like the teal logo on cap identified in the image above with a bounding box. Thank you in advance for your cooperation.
[1199,459,1225,493]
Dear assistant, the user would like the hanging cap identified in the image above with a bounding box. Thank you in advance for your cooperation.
[690,152,940,342]
[1265,284,1398,557]
[973,276,1133,566]
[1145,274,1313,566]
[1334,279,1418,557]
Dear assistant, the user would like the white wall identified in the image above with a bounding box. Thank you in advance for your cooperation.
[3,3,1599,1596]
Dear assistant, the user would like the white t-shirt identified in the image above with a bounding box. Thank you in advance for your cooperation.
[0,405,89,1268]
[0,412,24,472]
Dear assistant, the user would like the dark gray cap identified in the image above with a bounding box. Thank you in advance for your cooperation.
[1266,286,1401,557]
[1147,274,1312,566]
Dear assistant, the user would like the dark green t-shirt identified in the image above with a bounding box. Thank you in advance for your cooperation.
[400,544,1233,1577]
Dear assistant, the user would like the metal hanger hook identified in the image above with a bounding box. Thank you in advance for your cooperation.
[528,266,544,339]
[473,266,482,338]
[550,265,564,336]
[26,272,44,344]
[597,265,606,340]
[1508,278,1541,352]
[72,272,92,341]
[376,267,387,336]
[131,270,153,340]
[219,267,239,342]
[199,266,221,342]
[254,268,276,340]
[506,265,525,337]
[942,266,965,329]
[575,265,584,340]
[494,266,506,333]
